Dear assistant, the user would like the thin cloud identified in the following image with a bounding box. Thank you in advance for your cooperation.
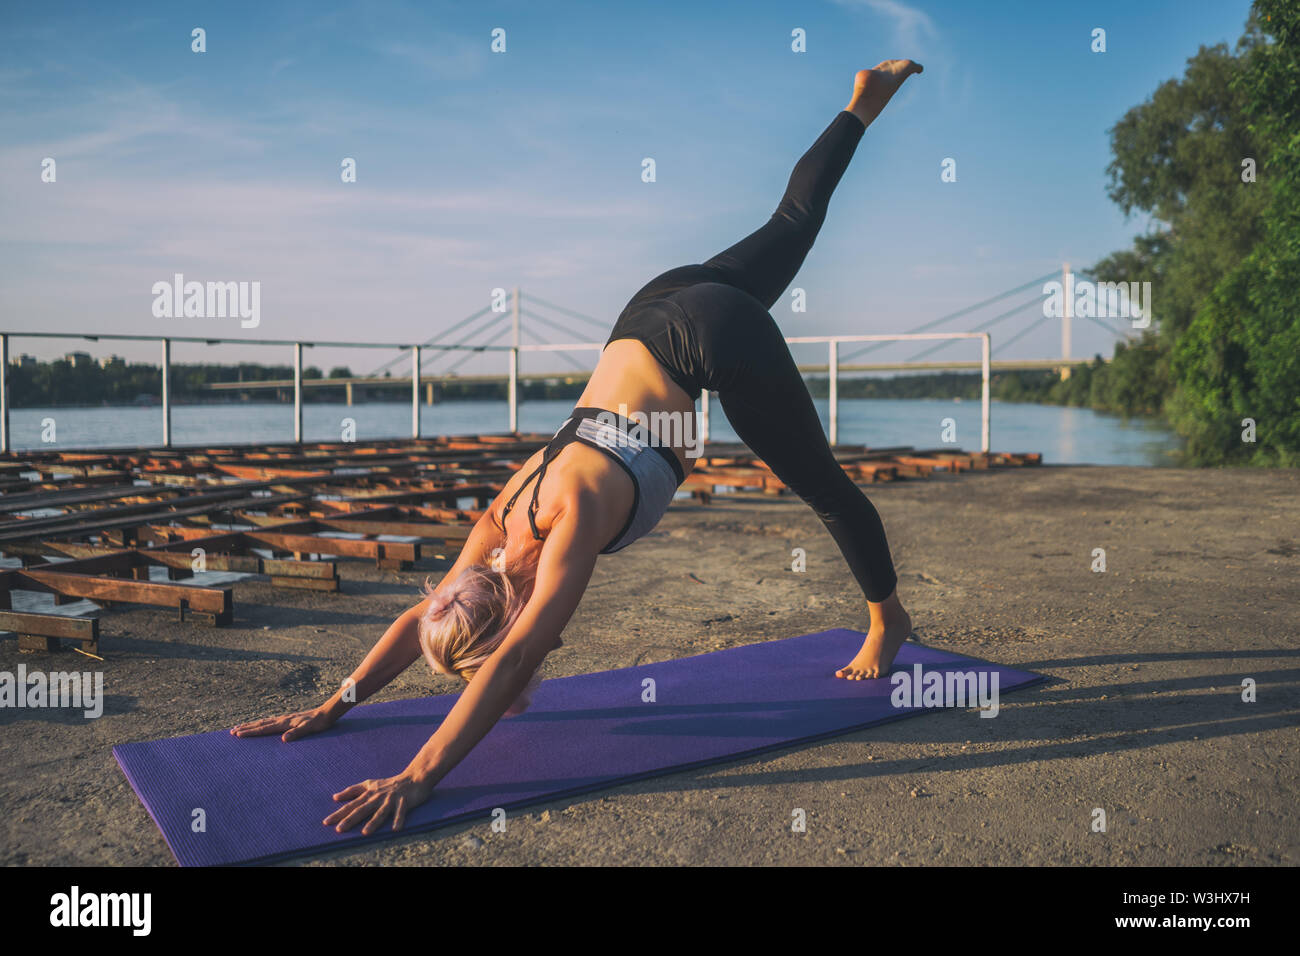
[378,37,486,80]
[832,0,939,51]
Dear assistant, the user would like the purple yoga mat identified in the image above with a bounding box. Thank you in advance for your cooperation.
[113,629,1043,866]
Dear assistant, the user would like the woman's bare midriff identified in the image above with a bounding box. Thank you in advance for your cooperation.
[489,339,700,557]
[580,339,699,478]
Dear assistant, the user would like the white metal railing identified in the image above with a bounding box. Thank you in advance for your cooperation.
[784,333,993,452]
[0,330,511,452]
[0,331,992,453]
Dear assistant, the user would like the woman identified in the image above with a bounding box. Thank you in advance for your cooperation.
[233,60,923,836]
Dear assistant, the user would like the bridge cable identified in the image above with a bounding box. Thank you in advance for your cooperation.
[520,325,589,373]
[840,270,1059,362]
[519,308,602,346]
[427,311,515,376]
[992,312,1056,355]
[368,303,499,376]
[896,295,1044,364]
[520,292,611,331]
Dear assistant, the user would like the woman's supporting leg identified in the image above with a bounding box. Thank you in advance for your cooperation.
[696,61,926,593]
[709,299,897,599]
[706,62,924,677]
[705,294,913,679]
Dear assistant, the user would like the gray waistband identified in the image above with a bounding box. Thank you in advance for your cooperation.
[571,416,681,553]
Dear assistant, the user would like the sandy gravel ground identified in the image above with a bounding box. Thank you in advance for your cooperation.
[2,465,1296,866]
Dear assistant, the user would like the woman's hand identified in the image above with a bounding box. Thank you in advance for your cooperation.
[324,773,436,834]
[230,707,337,742]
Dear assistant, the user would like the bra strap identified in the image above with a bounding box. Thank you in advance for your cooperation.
[501,418,573,541]
[524,456,550,540]
[500,460,544,538]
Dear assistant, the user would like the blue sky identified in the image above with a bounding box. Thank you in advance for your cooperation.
[0,0,1256,376]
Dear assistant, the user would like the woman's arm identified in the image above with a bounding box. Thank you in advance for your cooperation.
[324,492,603,834]
[232,507,504,740]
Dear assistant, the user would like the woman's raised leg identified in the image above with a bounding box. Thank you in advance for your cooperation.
[700,60,924,311]
[618,61,922,317]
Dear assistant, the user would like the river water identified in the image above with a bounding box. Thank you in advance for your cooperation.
[7,398,1182,465]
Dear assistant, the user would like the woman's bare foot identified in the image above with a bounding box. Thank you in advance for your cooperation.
[846,59,924,129]
[835,590,912,680]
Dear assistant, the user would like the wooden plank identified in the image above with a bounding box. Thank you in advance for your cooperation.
[244,531,419,563]
[262,559,337,579]
[269,575,339,591]
[0,489,313,543]
[893,456,949,473]
[17,568,232,623]
[316,518,472,540]
[0,610,98,640]
[0,605,101,652]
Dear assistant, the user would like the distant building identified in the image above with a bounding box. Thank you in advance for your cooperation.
[99,354,125,368]
[13,354,37,367]
[64,351,93,367]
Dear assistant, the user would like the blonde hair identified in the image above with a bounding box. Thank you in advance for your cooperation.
[417,561,541,716]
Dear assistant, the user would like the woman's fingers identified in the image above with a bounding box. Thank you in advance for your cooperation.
[281,720,311,742]
[361,795,394,835]
[231,716,286,737]
[232,710,320,737]
[322,805,346,826]
[325,802,361,830]
[332,782,368,802]
[285,711,333,742]
[321,781,426,833]
[232,709,335,742]
[323,791,369,828]
[334,794,381,833]
[325,781,383,831]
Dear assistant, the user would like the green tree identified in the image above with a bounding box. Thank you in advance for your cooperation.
[1168,0,1300,464]
[1099,20,1269,339]
[1089,15,1270,424]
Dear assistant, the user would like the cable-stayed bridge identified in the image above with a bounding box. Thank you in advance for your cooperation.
[0,265,1144,453]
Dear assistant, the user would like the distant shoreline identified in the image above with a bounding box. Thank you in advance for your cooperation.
[3,395,1159,416]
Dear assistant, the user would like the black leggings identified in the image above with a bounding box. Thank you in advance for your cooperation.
[606,110,899,603]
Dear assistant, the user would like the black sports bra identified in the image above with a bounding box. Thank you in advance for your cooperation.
[499,406,685,555]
